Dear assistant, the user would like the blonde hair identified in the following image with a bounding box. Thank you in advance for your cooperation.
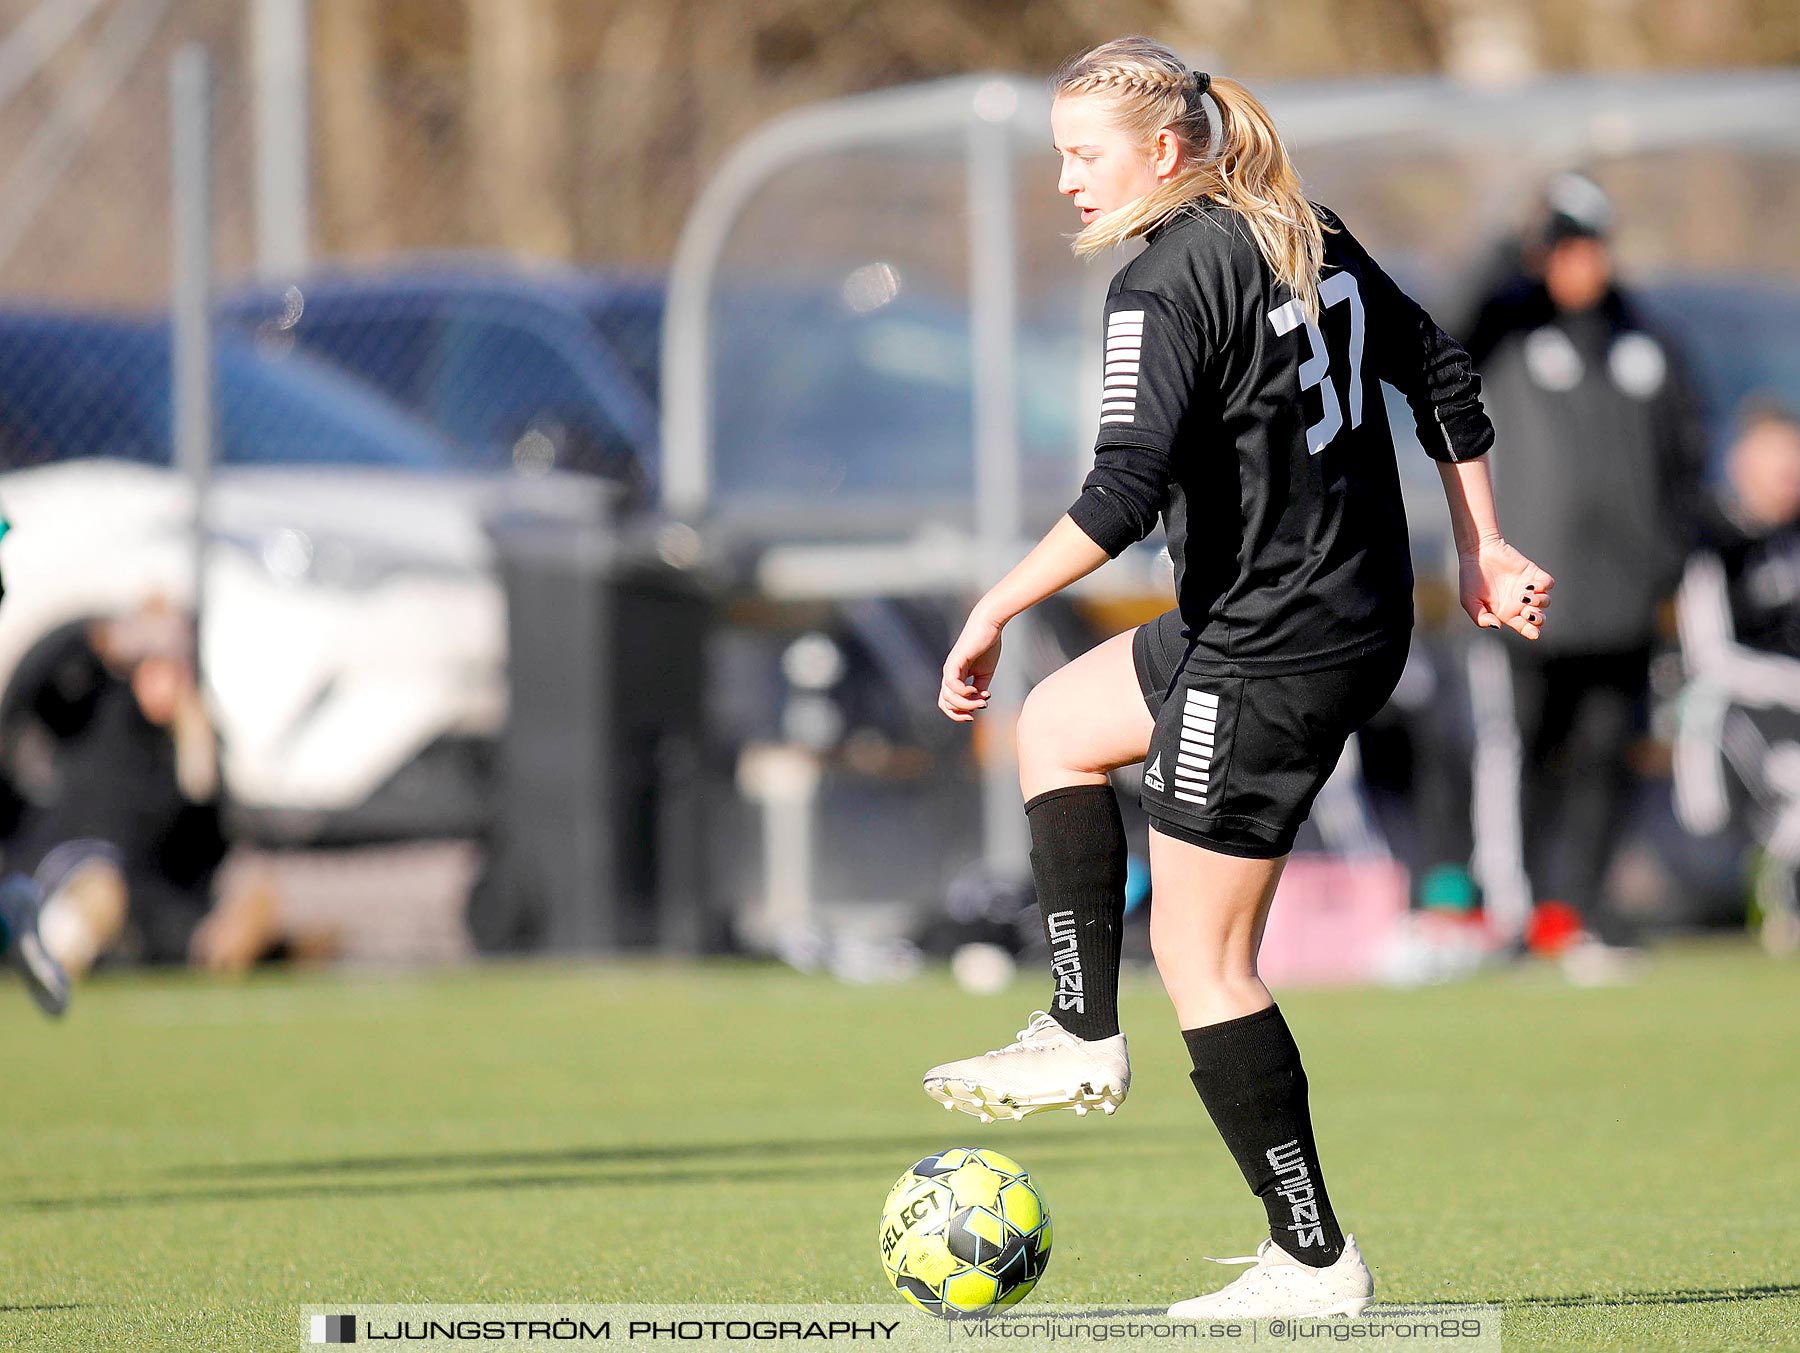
[1052,36,1330,321]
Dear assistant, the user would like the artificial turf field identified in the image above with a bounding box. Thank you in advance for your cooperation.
[0,936,1796,1351]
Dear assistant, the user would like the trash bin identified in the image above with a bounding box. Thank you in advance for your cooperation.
[475,500,715,954]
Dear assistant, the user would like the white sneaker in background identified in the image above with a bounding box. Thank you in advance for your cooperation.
[37,858,128,979]
[1559,934,1648,987]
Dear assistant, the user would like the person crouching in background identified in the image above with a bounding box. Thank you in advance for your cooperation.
[7,602,284,975]
[1675,401,1800,953]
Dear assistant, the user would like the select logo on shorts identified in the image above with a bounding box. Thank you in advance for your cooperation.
[1174,689,1217,806]
[1099,309,1144,425]
[310,1314,356,1344]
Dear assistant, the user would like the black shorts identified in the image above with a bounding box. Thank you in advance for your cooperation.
[1132,610,1408,859]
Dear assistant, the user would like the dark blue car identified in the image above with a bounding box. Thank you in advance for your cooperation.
[0,311,459,473]
[218,265,662,498]
[218,260,1088,537]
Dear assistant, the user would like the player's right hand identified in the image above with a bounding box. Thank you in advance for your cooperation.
[939,611,1005,722]
[1459,538,1554,640]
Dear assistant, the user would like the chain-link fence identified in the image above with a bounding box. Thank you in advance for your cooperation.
[3,0,1800,961]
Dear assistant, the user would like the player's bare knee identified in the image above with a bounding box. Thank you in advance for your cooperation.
[1149,924,1255,987]
[1017,683,1084,775]
[1015,681,1053,748]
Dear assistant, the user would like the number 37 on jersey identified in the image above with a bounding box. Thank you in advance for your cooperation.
[1268,271,1364,456]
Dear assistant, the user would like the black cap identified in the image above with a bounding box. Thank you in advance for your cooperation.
[1542,172,1614,244]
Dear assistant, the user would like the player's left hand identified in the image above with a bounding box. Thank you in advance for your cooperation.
[939,611,1005,721]
[1460,537,1554,640]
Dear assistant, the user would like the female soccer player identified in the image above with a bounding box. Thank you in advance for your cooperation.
[921,37,1553,1318]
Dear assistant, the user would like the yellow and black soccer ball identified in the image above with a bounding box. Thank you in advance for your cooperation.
[878,1147,1052,1317]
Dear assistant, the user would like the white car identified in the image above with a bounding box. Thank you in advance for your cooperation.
[0,314,596,841]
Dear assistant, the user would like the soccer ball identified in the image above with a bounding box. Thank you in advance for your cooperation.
[878,1147,1052,1317]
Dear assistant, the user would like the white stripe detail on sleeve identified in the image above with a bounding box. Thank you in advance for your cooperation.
[1099,309,1147,427]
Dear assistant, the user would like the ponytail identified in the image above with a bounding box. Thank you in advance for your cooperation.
[1053,39,1331,323]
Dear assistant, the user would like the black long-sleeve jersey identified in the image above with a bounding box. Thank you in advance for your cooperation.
[1067,201,1494,676]
[1682,492,1800,684]
[1465,279,1708,655]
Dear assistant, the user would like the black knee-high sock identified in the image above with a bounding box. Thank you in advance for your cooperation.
[1024,784,1126,1041]
[1182,1004,1346,1267]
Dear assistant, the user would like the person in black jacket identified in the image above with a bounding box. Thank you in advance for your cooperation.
[1462,174,1709,971]
[1675,401,1800,953]
[3,604,288,976]
[4,606,225,972]
[915,36,1552,1319]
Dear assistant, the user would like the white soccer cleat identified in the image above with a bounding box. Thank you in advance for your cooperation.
[1167,1234,1373,1319]
[921,1010,1128,1121]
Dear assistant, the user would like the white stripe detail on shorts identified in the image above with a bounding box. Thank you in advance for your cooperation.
[1171,684,1221,807]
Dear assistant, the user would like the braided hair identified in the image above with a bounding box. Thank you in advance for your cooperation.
[1051,37,1329,323]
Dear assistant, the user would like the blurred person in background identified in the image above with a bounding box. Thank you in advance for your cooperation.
[1675,400,1800,953]
[0,503,70,1014]
[1462,172,1709,981]
[3,602,286,977]
[923,37,1550,1318]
